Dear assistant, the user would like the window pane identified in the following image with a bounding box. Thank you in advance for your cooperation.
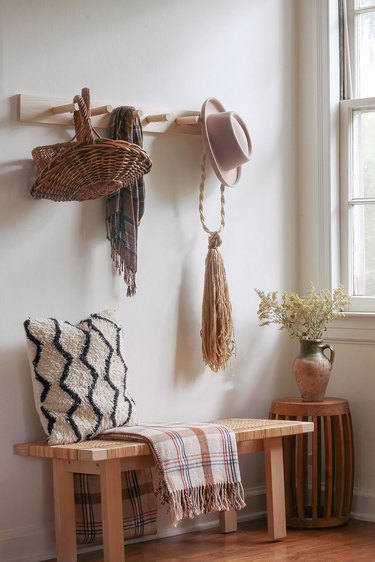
[356,11,375,97]
[352,204,375,295]
[356,0,375,8]
[353,110,375,198]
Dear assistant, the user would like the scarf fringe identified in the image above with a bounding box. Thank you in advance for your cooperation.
[157,478,246,527]
[107,212,137,297]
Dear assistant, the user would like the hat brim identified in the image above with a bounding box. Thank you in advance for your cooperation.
[200,98,241,187]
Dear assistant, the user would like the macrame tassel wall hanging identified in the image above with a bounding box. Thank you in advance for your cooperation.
[199,152,235,372]
[195,96,251,371]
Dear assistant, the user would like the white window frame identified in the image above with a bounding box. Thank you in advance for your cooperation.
[339,0,375,313]
[301,0,375,343]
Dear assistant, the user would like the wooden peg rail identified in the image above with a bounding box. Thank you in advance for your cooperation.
[17,94,201,135]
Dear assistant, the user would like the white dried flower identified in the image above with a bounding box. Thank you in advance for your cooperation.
[255,283,351,340]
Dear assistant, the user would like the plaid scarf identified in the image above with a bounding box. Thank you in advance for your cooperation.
[101,422,246,526]
[106,107,145,296]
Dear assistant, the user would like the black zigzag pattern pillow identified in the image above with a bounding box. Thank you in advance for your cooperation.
[24,310,137,445]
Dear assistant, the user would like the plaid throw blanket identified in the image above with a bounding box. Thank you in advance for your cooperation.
[106,107,145,297]
[101,422,246,526]
[74,469,157,545]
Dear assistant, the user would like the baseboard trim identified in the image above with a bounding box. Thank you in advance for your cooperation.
[350,487,375,523]
[0,486,266,562]
[0,524,56,562]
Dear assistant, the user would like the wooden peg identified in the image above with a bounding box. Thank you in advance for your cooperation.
[51,102,78,115]
[143,113,170,124]
[90,105,113,116]
[175,115,200,126]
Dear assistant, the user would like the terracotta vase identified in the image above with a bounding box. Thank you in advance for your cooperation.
[293,339,335,402]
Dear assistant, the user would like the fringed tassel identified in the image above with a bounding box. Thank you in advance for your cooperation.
[157,479,246,527]
[198,152,236,372]
[106,197,137,297]
[124,268,136,297]
[201,231,235,372]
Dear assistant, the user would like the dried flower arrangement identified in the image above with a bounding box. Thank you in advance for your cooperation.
[255,283,351,340]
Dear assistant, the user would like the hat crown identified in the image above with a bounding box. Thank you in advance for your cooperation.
[206,111,251,173]
[200,97,252,186]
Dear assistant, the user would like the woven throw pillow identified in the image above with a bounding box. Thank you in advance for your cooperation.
[24,310,137,445]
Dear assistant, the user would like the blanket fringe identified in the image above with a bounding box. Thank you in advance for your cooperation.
[157,477,246,527]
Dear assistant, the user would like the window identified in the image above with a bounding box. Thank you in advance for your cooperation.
[340,0,375,311]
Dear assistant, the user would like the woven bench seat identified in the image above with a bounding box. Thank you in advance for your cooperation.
[15,417,313,562]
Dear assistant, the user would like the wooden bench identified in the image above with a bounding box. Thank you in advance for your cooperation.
[15,418,313,562]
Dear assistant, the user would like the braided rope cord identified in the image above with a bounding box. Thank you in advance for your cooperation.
[198,150,235,372]
[199,152,226,248]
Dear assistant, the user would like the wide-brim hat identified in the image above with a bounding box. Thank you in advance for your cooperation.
[200,98,252,187]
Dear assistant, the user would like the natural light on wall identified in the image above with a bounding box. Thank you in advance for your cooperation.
[341,0,375,309]
[356,0,375,97]
[352,111,375,296]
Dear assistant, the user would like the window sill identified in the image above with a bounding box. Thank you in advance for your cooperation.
[326,313,375,343]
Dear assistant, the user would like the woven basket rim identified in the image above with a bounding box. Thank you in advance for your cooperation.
[34,138,150,174]
[31,138,152,202]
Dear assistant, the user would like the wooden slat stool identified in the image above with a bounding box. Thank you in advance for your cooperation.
[269,397,354,528]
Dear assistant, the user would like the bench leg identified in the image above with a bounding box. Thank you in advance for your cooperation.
[52,459,77,562]
[264,436,286,540]
[219,508,238,533]
[99,459,125,562]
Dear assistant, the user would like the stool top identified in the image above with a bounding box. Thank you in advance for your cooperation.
[270,397,350,417]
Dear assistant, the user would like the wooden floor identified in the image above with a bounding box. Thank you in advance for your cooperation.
[47,518,375,562]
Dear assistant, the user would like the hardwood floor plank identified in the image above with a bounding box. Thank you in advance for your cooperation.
[46,518,375,562]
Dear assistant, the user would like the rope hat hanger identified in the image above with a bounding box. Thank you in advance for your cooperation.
[198,97,252,372]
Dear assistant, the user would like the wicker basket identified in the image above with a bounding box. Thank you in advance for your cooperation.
[30,92,152,202]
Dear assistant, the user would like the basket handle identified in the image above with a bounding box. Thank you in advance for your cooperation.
[73,94,96,143]
[73,87,90,139]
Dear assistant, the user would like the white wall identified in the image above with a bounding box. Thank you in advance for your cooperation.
[0,1,300,561]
